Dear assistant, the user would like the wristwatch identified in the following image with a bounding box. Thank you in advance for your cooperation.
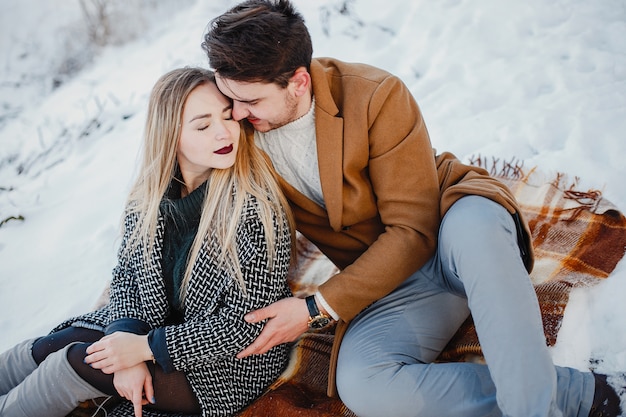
[305,295,332,329]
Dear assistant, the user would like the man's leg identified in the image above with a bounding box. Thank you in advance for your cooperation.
[335,260,502,417]
[336,196,596,417]
[438,196,594,417]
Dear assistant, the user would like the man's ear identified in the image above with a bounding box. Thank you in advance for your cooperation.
[290,67,311,97]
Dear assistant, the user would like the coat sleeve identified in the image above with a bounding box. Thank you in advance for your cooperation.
[318,74,440,321]
[160,203,292,372]
[105,211,165,334]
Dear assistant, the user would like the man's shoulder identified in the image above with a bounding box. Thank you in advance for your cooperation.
[312,57,393,82]
[310,57,410,116]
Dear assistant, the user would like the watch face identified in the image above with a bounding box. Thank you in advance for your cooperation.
[309,316,332,329]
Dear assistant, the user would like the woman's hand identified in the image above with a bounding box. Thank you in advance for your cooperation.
[114,363,155,417]
[85,332,153,374]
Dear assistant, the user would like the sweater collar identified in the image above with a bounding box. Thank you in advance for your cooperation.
[161,177,207,220]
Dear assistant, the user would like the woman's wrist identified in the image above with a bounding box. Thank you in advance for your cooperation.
[141,334,155,363]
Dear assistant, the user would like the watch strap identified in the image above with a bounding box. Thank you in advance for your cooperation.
[305,295,331,329]
[305,295,320,317]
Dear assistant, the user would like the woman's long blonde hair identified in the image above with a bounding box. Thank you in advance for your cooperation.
[123,67,294,299]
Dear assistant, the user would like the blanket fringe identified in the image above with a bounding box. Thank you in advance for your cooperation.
[468,154,526,180]
[468,154,608,220]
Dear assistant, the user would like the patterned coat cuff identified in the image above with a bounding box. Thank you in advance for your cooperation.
[104,318,151,336]
[148,328,175,373]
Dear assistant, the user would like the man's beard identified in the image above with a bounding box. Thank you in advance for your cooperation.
[259,93,300,132]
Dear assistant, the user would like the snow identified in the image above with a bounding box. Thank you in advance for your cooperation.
[1,0,625,403]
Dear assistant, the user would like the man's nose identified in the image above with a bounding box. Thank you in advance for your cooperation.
[232,101,249,121]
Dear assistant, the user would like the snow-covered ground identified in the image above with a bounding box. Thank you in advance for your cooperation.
[1,0,625,405]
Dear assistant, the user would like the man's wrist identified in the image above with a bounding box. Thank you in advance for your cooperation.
[305,295,332,329]
[314,291,339,321]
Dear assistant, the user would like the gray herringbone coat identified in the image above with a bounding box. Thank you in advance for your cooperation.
[56,194,292,417]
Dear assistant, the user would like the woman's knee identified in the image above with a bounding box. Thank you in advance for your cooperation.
[67,342,116,395]
[32,327,103,364]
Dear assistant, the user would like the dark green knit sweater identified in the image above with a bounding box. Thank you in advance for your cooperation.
[159,178,206,322]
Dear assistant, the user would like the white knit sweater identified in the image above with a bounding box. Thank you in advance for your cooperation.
[255,98,325,209]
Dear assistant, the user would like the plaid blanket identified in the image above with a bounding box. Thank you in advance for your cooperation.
[71,160,626,417]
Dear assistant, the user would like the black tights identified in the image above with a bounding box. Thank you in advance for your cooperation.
[32,327,201,414]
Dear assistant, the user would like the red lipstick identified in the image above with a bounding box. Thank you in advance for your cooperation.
[215,144,233,155]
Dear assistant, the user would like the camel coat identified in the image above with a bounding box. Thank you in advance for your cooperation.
[252,57,533,396]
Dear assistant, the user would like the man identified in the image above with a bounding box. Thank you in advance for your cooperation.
[201,1,621,416]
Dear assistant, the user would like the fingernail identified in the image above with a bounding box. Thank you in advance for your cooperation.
[151,397,156,404]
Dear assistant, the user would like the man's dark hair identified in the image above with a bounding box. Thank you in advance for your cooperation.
[202,0,313,88]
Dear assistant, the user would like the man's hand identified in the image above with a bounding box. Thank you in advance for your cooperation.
[237,297,310,358]
[85,332,153,374]
[113,363,155,417]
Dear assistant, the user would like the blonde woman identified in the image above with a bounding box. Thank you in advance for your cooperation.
[0,67,295,417]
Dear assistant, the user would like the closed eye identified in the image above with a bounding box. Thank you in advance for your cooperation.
[223,105,233,120]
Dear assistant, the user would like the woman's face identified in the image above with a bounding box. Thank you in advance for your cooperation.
[177,82,240,188]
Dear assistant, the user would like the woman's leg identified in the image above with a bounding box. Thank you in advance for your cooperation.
[146,362,202,414]
[0,344,108,417]
[0,326,103,396]
[0,339,38,395]
[1,326,201,416]
[68,343,202,414]
[31,326,103,364]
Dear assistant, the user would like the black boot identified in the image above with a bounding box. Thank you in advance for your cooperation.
[589,373,622,417]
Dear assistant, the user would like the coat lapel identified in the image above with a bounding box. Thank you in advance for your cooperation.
[311,59,344,231]
[277,176,326,216]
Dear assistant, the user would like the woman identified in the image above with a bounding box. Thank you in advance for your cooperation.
[0,67,295,417]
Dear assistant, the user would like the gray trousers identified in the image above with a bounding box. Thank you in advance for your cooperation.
[336,196,595,417]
